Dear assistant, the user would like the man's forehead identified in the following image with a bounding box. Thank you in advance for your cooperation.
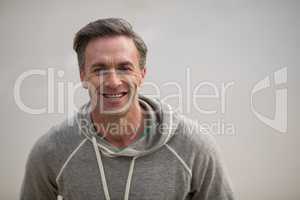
[88,55,134,67]
[84,36,139,64]
[86,36,136,53]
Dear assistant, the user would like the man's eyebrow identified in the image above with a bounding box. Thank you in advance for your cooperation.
[90,61,135,69]
[91,62,107,68]
[118,61,134,66]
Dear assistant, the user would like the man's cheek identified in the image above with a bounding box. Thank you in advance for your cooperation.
[125,75,141,86]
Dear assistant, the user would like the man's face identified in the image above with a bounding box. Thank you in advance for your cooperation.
[80,36,146,116]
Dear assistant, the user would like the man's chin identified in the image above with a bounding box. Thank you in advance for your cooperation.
[100,103,130,115]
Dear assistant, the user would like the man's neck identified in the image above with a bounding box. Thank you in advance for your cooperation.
[91,101,145,148]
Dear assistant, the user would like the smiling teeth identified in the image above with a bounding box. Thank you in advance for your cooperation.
[103,93,124,98]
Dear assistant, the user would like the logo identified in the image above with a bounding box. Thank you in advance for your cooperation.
[251,67,287,133]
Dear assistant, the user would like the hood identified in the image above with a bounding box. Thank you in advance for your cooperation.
[76,94,180,158]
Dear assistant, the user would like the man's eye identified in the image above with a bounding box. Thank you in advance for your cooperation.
[118,65,132,71]
[94,68,103,72]
[94,68,106,74]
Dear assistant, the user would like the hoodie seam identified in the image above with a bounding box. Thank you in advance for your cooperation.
[55,138,88,185]
[165,144,192,177]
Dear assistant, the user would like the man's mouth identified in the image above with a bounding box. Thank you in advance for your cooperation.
[101,92,128,99]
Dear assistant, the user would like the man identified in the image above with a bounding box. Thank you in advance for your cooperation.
[20,18,234,200]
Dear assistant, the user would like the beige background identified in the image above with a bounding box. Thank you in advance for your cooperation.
[0,0,299,199]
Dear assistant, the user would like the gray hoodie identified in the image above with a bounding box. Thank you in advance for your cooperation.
[20,95,234,200]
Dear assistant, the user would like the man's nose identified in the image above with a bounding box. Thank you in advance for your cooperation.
[103,69,122,88]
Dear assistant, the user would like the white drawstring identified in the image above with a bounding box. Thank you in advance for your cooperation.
[92,137,111,200]
[124,156,137,200]
[92,136,137,200]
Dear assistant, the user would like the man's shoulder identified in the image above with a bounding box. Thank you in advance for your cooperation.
[164,114,223,176]
[29,116,84,163]
[172,114,218,153]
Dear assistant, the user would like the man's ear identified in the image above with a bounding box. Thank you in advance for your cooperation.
[80,70,88,89]
[139,67,147,85]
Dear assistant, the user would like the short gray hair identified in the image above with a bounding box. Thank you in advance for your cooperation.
[73,18,147,70]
